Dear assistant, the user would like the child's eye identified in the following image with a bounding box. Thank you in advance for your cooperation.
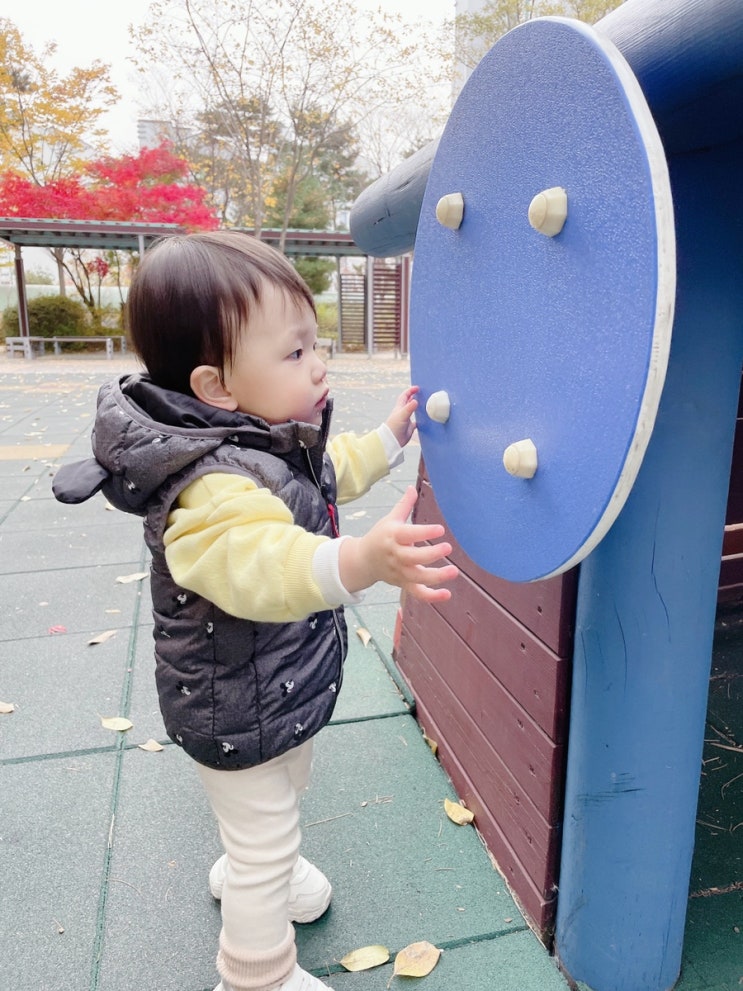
[288,348,303,360]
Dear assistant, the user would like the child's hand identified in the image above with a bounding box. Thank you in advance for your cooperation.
[385,386,419,448]
[339,486,459,602]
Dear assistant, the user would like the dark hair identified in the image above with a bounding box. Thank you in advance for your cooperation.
[126,230,316,394]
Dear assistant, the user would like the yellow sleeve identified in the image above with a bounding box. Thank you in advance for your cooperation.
[328,430,389,505]
[163,473,332,622]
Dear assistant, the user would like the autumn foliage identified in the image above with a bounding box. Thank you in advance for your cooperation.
[0,142,219,231]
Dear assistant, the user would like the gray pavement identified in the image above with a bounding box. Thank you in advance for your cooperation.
[0,352,570,991]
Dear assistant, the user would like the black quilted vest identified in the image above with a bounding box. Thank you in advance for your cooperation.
[53,375,346,770]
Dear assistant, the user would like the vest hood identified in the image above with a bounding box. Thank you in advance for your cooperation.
[52,373,333,514]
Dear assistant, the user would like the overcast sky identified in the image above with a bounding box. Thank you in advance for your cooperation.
[6,0,455,152]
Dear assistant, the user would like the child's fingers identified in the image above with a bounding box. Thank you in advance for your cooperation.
[388,485,419,523]
[403,541,454,566]
[411,562,459,585]
[407,582,454,603]
[398,522,446,545]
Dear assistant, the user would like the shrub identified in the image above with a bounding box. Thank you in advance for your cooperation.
[2,295,89,340]
[315,301,338,338]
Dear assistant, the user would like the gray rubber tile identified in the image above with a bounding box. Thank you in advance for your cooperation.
[0,563,145,641]
[0,491,142,529]
[331,620,409,722]
[0,524,145,574]
[0,475,50,504]
[295,717,523,971]
[325,930,570,990]
[94,715,526,991]
[96,747,221,991]
[350,602,403,663]
[0,753,117,991]
[0,466,59,489]
[677,891,743,991]
[0,630,132,760]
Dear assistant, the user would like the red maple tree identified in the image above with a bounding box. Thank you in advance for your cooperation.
[0,142,218,230]
[0,142,219,316]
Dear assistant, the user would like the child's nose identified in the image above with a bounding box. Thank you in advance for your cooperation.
[313,352,327,380]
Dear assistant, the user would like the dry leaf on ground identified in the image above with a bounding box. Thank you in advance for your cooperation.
[356,627,372,647]
[100,715,133,732]
[115,571,149,584]
[423,733,438,756]
[88,630,117,646]
[444,797,475,825]
[0,701,15,714]
[339,944,390,972]
[138,739,164,752]
[392,941,441,980]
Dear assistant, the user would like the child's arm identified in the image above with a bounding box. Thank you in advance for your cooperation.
[164,472,456,621]
[330,387,419,504]
[164,474,333,622]
[338,486,458,604]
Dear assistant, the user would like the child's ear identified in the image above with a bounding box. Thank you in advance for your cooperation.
[190,365,238,411]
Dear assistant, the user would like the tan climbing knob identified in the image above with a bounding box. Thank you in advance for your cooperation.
[528,187,567,237]
[436,192,464,230]
[426,390,451,423]
[503,438,538,478]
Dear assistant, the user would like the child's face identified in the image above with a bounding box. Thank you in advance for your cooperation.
[223,282,328,425]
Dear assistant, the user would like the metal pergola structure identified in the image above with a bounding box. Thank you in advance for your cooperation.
[0,218,187,341]
[0,219,366,344]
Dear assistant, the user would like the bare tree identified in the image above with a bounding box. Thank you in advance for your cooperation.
[453,0,624,77]
[132,0,441,244]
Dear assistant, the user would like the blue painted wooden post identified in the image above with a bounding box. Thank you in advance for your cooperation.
[554,139,743,991]
[349,3,743,986]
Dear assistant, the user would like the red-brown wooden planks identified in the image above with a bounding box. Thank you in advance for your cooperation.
[413,474,577,656]
[394,459,576,940]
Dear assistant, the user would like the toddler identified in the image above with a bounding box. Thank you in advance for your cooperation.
[53,231,457,991]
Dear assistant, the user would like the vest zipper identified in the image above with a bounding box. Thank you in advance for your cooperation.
[300,440,340,537]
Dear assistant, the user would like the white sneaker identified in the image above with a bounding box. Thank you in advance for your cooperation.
[209,854,332,923]
[214,963,335,990]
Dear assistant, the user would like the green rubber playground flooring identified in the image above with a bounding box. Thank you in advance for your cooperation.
[0,353,741,990]
[678,604,743,991]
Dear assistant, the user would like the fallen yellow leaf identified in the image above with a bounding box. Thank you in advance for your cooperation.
[115,571,149,584]
[100,715,133,732]
[423,733,438,756]
[138,739,164,752]
[0,701,15,714]
[392,941,441,979]
[88,629,117,645]
[339,944,390,972]
[356,627,372,647]
[444,797,475,825]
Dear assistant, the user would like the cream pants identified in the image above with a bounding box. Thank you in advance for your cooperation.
[197,740,313,988]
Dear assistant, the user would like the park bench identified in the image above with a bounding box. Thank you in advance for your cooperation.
[5,335,127,359]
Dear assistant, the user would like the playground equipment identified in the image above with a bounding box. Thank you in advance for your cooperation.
[350,1,743,989]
